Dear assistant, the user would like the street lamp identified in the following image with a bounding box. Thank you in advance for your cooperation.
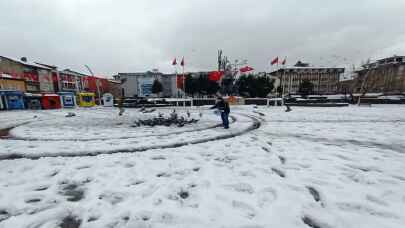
[84,65,101,105]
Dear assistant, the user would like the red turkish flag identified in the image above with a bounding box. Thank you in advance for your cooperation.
[271,57,279,65]
[180,57,184,67]
[239,66,254,73]
[281,58,287,65]
[208,71,224,81]
[172,58,177,65]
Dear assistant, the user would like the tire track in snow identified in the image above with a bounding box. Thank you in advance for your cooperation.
[6,116,237,142]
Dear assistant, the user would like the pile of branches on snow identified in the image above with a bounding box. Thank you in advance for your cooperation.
[132,111,199,127]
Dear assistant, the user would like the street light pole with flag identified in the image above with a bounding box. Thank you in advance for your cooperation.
[172,57,179,97]
[180,57,185,98]
[281,57,287,105]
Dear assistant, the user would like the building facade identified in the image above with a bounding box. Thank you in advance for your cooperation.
[352,56,405,94]
[107,79,122,98]
[0,56,53,93]
[114,71,177,98]
[160,74,178,97]
[0,75,26,92]
[271,66,345,95]
[58,69,87,93]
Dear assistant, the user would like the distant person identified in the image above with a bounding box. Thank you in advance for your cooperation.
[210,97,230,129]
[118,97,125,116]
[285,104,292,112]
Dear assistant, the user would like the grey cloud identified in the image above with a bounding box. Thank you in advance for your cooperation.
[1,0,405,76]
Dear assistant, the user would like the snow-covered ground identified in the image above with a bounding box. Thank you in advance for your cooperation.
[0,105,405,228]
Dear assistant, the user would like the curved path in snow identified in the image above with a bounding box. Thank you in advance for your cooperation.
[0,112,261,160]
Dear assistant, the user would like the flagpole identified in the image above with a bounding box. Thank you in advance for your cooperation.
[279,59,285,106]
[175,65,178,98]
[172,58,179,98]
[182,59,185,99]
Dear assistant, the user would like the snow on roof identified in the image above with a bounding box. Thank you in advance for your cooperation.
[0,56,52,70]
[269,66,345,74]
[108,79,121,83]
[60,69,89,77]
[378,95,405,100]
[0,74,26,80]
[0,73,13,78]
[283,66,345,69]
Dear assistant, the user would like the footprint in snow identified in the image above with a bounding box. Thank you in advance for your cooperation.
[301,215,323,228]
[48,170,59,177]
[336,202,399,219]
[34,185,49,191]
[306,186,325,207]
[232,200,256,219]
[271,168,286,178]
[134,210,152,221]
[75,165,91,170]
[257,187,277,208]
[59,182,85,202]
[156,172,171,178]
[60,215,82,228]
[99,192,125,205]
[278,156,286,164]
[261,147,270,153]
[151,155,166,160]
[25,198,42,204]
[156,212,175,224]
[225,183,254,194]
[124,163,135,168]
[366,194,389,206]
[87,216,99,222]
[239,170,256,178]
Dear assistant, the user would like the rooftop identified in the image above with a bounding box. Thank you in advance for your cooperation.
[270,66,345,74]
[0,55,52,70]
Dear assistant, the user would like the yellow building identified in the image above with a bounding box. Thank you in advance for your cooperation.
[78,92,96,107]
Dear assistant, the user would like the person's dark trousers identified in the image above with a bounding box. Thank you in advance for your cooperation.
[221,112,229,129]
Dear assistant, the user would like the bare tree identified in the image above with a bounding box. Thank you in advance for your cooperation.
[356,61,380,105]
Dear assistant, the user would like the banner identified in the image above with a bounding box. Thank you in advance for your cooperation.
[176,75,185,89]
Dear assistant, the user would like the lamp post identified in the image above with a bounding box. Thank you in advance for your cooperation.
[84,65,101,105]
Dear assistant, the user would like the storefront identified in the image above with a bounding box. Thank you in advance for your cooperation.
[24,93,42,109]
[102,93,114,107]
[78,92,95,107]
[41,94,61,109]
[0,90,25,110]
[58,92,76,108]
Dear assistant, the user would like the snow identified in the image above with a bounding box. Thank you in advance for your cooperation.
[378,95,405,100]
[1,105,405,228]
[0,73,13,79]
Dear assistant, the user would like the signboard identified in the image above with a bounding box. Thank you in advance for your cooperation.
[138,78,153,97]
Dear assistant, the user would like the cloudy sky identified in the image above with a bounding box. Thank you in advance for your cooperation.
[1,0,405,77]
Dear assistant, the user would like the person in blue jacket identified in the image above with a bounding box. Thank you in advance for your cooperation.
[211,97,230,129]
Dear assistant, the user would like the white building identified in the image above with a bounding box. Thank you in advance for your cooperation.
[113,71,178,98]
